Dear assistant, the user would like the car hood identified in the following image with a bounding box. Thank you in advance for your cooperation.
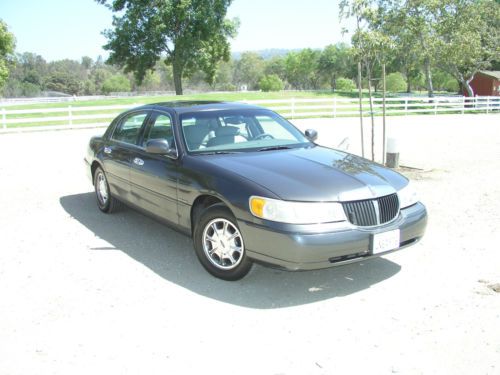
[202,146,408,202]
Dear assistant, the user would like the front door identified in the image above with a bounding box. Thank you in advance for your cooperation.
[102,111,149,202]
[129,112,179,224]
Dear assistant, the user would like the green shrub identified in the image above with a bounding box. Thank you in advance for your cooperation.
[259,74,284,92]
[102,75,131,94]
[336,77,356,91]
[385,72,407,92]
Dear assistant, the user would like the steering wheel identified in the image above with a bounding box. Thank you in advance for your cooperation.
[254,133,275,140]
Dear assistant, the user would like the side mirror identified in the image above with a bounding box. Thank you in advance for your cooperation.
[305,129,318,142]
[145,139,178,158]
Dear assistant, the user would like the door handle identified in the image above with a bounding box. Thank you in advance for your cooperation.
[104,147,112,154]
[133,157,144,166]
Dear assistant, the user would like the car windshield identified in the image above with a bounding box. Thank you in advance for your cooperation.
[180,109,310,153]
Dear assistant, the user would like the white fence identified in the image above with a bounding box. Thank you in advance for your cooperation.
[1,96,499,132]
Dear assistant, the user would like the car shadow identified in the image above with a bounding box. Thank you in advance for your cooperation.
[60,193,401,309]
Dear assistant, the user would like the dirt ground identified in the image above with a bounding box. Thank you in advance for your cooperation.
[0,114,499,375]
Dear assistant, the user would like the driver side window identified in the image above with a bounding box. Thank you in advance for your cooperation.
[112,112,148,144]
[143,114,174,148]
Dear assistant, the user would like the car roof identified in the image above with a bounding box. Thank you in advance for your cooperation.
[136,101,264,114]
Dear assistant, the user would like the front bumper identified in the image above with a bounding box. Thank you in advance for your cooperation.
[238,202,427,270]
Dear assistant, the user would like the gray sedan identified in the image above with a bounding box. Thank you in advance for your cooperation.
[85,101,427,280]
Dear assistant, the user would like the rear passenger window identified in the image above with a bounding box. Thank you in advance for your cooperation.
[112,113,148,144]
[143,114,174,147]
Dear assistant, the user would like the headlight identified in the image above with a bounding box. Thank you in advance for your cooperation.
[397,181,419,209]
[249,196,346,224]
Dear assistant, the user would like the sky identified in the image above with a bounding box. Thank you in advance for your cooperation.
[0,0,354,62]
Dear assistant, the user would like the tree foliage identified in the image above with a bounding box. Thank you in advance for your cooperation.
[318,43,352,90]
[96,0,238,95]
[434,0,500,96]
[343,0,500,97]
[285,49,322,90]
[0,19,16,89]
[233,52,265,90]
[259,74,284,92]
[102,74,132,94]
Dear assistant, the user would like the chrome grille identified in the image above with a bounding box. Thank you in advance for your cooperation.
[343,193,399,227]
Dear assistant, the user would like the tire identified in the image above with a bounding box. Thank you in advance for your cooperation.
[94,167,121,213]
[193,204,253,281]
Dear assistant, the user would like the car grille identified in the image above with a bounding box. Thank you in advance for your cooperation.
[342,193,400,227]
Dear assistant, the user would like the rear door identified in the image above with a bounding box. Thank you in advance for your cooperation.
[102,111,149,202]
[129,111,179,224]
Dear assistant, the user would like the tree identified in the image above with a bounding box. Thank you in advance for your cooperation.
[81,56,94,71]
[434,0,500,96]
[0,19,16,90]
[264,56,287,83]
[233,52,265,90]
[44,59,88,95]
[344,0,439,97]
[102,74,131,94]
[340,0,394,161]
[3,52,47,97]
[374,2,424,93]
[285,49,322,90]
[96,0,238,95]
[259,74,284,92]
[318,43,352,90]
[213,60,236,91]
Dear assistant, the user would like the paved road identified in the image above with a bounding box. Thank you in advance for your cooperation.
[1,114,499,375]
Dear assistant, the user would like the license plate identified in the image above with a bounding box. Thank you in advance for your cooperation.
[372,229,400,254]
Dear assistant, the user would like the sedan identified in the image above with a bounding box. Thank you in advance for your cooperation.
[84,101,427,280]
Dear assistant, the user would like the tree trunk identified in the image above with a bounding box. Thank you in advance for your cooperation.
[462,79,474,97]
[366,63,375,162]
[424,57,434,98]
[404,65,411,93]
[358,62,365,158]
[172,58,184,95]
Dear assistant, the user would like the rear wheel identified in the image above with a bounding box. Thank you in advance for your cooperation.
[193,205,253,281]
[94,167,120,213]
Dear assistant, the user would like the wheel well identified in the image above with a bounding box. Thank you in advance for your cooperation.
[190,195,225,234]
[90,161,102,184]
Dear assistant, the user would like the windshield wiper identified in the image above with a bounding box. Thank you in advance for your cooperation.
[196,150,241,155]
[258,145,293,152]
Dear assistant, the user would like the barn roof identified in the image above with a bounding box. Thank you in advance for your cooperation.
[479,71,500,80]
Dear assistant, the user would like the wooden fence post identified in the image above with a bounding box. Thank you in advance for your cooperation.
[333,97,337,118]
[68,105,73,126]
[404,98,408,115]
[291,98,295,120]
[486,96,490,114]
[1,108,5,130]
[462,96,465,115]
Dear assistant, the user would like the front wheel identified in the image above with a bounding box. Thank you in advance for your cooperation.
[193,205,253,281]
[94,167,120,213]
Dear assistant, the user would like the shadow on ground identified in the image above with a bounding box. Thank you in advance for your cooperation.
[60,193,401,309]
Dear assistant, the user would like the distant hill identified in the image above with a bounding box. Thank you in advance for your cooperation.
[232,48,303,60]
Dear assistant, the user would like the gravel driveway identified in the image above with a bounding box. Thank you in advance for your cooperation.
[0,114,499,375]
